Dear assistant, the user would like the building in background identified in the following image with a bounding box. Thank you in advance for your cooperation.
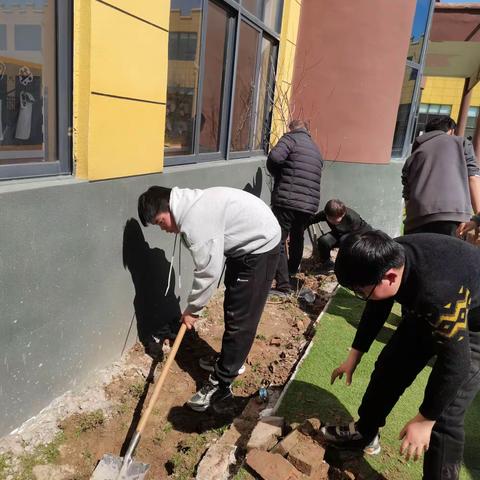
[0,0,446,435]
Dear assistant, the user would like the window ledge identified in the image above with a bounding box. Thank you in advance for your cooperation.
[0,176,87,194]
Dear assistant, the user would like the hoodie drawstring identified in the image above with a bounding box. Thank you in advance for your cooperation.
[165,234,177,295]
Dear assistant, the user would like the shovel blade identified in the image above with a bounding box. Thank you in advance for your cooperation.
[90,454,150,480]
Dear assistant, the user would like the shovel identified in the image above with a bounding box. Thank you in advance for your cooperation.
[91,323,187,480]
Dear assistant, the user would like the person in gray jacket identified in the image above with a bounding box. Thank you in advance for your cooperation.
[402,116,480,236]
[138,186,280,412]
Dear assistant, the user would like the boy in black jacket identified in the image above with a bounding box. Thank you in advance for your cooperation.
[309,199,371,269]
[321,231,480,480]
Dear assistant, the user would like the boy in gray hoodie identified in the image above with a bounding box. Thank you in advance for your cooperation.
[138,186,281,412]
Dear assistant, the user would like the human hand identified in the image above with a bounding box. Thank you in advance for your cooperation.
[181,313,198,330]
[457,221,479,240]
[331,349,363,385]
[399,413,435,461]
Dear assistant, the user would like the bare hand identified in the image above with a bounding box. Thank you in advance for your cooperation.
[181,313,198,330]
[330,349,363,385]
[457,221,479,240]
[399,413,435,461]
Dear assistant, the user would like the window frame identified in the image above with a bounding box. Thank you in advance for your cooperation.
[164,0,281,167]
[0,0,72,181]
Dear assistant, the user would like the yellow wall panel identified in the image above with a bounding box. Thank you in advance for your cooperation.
[285,0,301,45]
[101,0,170,30]
[88,95,165,180]
[91,1,168,103]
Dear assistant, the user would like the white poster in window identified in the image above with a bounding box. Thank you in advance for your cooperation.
[15,91,35,140]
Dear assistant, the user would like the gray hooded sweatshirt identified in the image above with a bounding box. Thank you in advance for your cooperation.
[169,186,281,315]
[402,131,479,230]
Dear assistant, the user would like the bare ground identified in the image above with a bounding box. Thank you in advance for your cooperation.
[2,263,336,480]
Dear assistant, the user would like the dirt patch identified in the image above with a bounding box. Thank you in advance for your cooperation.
[1,268,337,480]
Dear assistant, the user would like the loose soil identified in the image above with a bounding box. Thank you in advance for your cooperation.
[4,262,337,480]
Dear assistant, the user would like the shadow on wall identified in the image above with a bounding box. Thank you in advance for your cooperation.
[243,167,263,198]
[122,219,181,352]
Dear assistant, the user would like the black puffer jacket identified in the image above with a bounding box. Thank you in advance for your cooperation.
[267,128,323,214]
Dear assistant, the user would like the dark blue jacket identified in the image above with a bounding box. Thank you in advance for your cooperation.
[267,128,323,215]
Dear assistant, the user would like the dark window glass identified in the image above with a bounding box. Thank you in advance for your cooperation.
[408,0,431,63]
[254,37,275,150]
[0,2,57,167]
[15,25,42,51]
[243,0,261,17]
[0,25,6,50]
[231,21,260,152]
[199,2,229,153]
[262,0,283,32]
[165,0,202,156]
[392,67,417,157]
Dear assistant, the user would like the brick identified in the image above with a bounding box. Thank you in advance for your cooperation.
[246,449,303,480]
[247,417,284,451]
[299,417,321,436]
[288,438,326,476]
[271,429,310,456]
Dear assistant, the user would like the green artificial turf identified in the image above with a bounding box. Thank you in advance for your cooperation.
[278,288,480,480]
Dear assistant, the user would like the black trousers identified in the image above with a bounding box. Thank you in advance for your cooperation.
[317,232,341,262]
[214,244,280,385]
[272,206,312,291]
[356,313,480,480]
[405,221,459,237]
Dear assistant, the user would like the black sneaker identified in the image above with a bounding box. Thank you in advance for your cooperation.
[186,376,233,412]
[198,354,246,375]
[320,422,381,455]
[269,288,293,299]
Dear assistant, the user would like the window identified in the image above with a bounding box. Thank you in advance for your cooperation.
[0,1,72,180]
[168,32,198,61]
[466,106,479,141]
[165,0,282,165]
[391,0,434,157]
[414,103,452,137]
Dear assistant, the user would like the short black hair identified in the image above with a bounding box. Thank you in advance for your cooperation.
[334,230,405,288]
[325,199,346,218]
[425,116,456,133]
[137,186,172,227]
[289,119,307,131]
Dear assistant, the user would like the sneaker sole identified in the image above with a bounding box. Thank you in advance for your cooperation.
[186,402,210,412]
[363,444,381,455]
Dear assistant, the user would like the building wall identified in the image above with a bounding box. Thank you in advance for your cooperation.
[73,0,169,180]
[421,76,480,121]
[290,0,416,164]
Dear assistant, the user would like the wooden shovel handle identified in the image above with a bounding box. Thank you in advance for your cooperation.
[137,323,187,434]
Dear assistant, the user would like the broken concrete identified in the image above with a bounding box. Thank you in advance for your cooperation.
[246,449,303,480]
[246,416,284,451]
[32,464,75,480]
[195,444,236,480]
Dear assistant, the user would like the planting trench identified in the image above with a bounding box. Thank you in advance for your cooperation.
[0,259,337,480]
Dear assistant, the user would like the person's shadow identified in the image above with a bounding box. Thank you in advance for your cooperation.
[122,219,182,356]
[243,167,263,198]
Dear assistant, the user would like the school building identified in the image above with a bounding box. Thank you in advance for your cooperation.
[1,0,477,435]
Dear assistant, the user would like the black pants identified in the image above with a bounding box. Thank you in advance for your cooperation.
[317,232,342,262]
[356,313,480,480]
[272,206,311,291]
[405,221,459,237]
[214,244,280,385]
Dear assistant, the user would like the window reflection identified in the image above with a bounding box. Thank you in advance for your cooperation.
[392,66,417,157]
[254,38,274,150]
[231,21,260,152]
[408,0,430,62]
[199,2,229,153]
[0,0,55,166]
[262,0,283,32]
[165,0,202,156]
